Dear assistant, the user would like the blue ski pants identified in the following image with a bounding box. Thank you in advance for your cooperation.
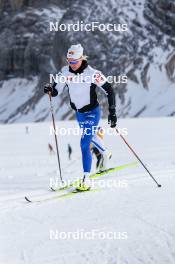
[76,106,106,173]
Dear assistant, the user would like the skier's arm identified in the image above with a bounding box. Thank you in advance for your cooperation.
[93,72,117,127]
[101,82,116,114]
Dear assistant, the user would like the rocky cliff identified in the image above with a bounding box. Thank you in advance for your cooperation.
[0,0,174,123]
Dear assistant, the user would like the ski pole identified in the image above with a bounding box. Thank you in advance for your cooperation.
[48,92,63,183]
[115,128,161,187]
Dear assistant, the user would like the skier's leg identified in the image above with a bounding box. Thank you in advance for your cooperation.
[76,106,100,189]
[92,146,102,169]
[92,131,112,170]
[96,153,103,169]
[80,111,100,173]
[91,133,106,153]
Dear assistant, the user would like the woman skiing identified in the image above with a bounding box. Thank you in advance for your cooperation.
[44,44,117,191]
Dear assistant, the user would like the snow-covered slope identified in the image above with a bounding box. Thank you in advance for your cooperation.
[0,117,175,263]
[1,59,175,123]
[118,62,175,117]
[0,77,71,123]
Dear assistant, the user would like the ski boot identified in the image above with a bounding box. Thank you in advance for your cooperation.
[76,173,91,192]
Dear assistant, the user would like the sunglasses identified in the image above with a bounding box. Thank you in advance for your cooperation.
[67,59,80,65]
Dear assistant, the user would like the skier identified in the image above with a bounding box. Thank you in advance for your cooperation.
[25,126,29,134]
[68,143,72,160]
[44,44,117,191]
[48,143,54,154]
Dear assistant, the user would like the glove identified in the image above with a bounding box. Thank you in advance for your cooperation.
[44,83,53,94]
[44,83,58,97]
[108,112,117,128]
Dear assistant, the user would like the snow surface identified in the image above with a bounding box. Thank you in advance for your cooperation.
[0,117,175,263]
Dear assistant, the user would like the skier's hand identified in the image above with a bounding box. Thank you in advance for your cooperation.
[44,83,53,94]
[44,83,58,97]
[108,112,117,128]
